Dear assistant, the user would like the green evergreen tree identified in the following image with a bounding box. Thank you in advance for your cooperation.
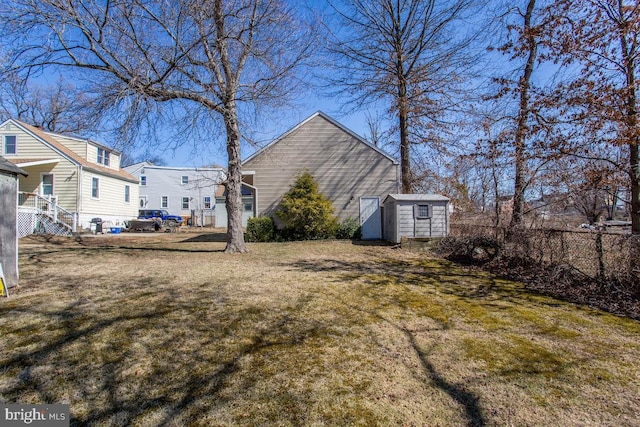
[277,172,339,240]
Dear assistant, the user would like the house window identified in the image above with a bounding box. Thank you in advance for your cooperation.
[161,196,168,208]
[182,197,190,209]
[97,148,110,166]
[181,175,189,185]
[92,177,99,198]
[203,196,211,209]
[4,135,16,154]
[140,176,147,186]
[42,174,54,196]
[414,204,430,219]
[125,185,130,203]
[244,203,253,212]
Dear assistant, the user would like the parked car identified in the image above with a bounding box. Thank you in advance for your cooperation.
[138,209,183,224]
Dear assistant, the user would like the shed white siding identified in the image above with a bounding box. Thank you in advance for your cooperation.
[0,171,19,287]
[383,194,450,243]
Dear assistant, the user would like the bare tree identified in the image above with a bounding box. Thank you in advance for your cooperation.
[0,0,315,252]
[487,0,545,230]
[325,0,482,193]
[0,74,96,134]
[544,0,640,234]
[364,111,385,147]
[509,0,538,229]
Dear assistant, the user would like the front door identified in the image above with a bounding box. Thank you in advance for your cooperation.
[360,196,381,240]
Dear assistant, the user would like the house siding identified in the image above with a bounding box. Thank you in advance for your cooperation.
[243,114,399,221]
[0,124,80,211]
[124,164,223,218]
[53,134,122,170]
[1,119,139,231]
[48,134,88,159]
[81,171,138,218]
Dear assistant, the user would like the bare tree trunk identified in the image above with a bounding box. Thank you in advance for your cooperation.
[617,0,640,234]
[510,0,537,230]
[630,144,640,234]
[399,79,412,193]
[492,154,501,227]
[223,103,248,253]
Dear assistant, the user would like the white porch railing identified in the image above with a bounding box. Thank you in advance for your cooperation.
[17,192,77,237]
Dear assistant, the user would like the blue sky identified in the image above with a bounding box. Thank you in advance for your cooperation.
[138,96,382,168]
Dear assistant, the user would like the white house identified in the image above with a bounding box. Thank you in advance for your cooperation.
[0,119,139,234]
[124,162,225,225]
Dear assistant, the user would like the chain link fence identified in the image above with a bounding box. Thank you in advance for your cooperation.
[450,223,639,282]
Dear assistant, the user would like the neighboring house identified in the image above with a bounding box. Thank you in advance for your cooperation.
[214,181,258,228]
[124,162,225,225]
[383,194,450,244]
[242,111,400,239]
[0,118,139,233]
[0,156,27,289]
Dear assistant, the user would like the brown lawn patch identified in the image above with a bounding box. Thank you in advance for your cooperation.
[1,234,639,426]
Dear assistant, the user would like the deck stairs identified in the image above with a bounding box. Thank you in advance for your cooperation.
[17,193,77,237]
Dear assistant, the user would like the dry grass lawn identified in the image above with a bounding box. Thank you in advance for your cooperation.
[1,231,639,426]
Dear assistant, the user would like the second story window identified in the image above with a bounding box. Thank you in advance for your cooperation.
[125,185,130,203]
[4,135,16,154]
[161,196,168,208]
[140,176,147,186]
[181,175,189,185]
[92,177,100,198]
[97,148,110,166]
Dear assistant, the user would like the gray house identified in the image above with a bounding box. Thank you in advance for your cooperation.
[383,194,450,243]
[0,156,28,290]
[242,111,400,239]
[124,162,225,225]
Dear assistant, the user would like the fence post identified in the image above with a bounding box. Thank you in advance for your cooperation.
[595,229,606,279]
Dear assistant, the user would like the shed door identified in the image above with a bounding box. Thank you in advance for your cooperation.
[360,196,381,240]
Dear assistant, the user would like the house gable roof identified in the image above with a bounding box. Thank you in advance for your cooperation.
[242,111,399,165]
[1,119,138,183]
[0,156,28,176]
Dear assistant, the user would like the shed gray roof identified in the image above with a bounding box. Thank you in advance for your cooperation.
[384,194,449,203]
[0,156,28,176]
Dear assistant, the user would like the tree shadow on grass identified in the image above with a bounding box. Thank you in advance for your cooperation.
[283,256,588,427]
[0,283,333,426]
[286,257,563,309]
[180,233,227,243]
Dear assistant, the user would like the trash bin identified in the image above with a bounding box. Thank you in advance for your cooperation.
[90,217,103,234]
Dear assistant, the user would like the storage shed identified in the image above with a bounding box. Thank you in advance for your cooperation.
[0,156,28,289]
[383,194,450,244]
